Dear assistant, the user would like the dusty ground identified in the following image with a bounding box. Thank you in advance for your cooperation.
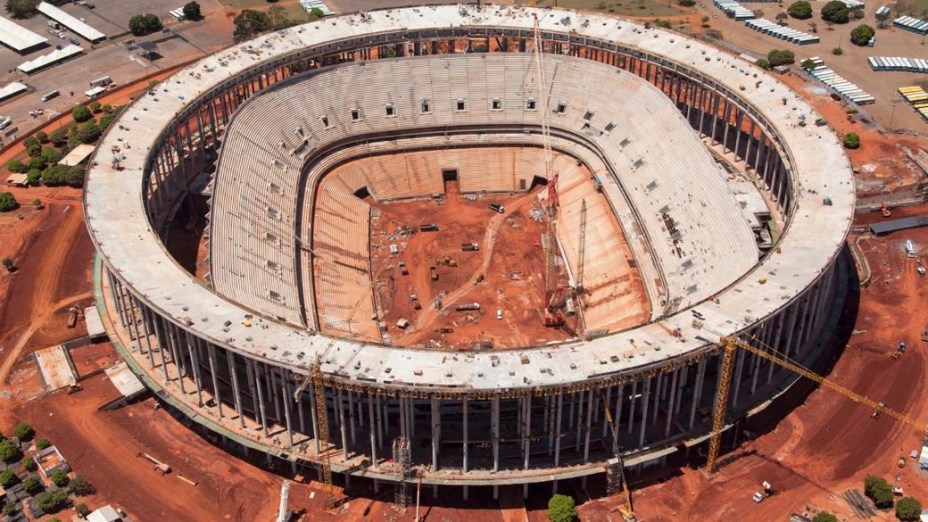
[370,181,573,350]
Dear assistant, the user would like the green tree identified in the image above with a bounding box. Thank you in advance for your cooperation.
[101,103,113,113]
[68,474,94,496]
[75,503,90,517]
[48,128,68,147]
[26,144,41,159]
[41,165,68,186]
[35,438,50,450]
[0,469,18,487]
[756,58,770,69]
[679,0,696,5]
[20,455,36,472]
[0,192,19,212]
[49,469,69,488]
[129,13,163,36]
[1,502,13,516]
[843,132,860,149]
[547,494,577,522]
[822,0,849,23]
[6,159,26,174]
[0,439,18,462]
[72,105,92,123]
[812,512,838,522]
[65,166,85,188]
[41,147,60,165]
[5,0,39,19]
[832,46,844,55]
[182,1,201,20]
[767,49,796,66]
[308,6,324,18]
[28,156,45,171]
[13,423,33,441]
[850,24,875,45]
[22,136,37,149]
[21,474,42,495]
[233,9,272,42]
[776,11,789,23]
[896,497,922,521]
[35,490,68,513]
[801,58,817,70]
[788,0,812,18]
[99,112,118,131]
[78,121,102,144]
[89,100,101,113]
[864,475,893,508]
[35,130,48,143]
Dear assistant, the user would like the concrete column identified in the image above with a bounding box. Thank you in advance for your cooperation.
[583,390,594,462]
[601,387,612,438]
[282,378,294,447]
[627,381,638,435]
[375,395,383,453]
[369,393,378,469]
[652,374,663,424]
[463,398,469,473]
[252,360,269,436]
[492,397,500,472]
[205,343,223,418]
[665,369,679,438]
[523,397,532,471]
[574,390,584,450]
[689,358,706,429]
[639,378,651,446]
[225,350,244,427]
[348,390,357,446]
[138,304,156,368]
[337,389,348,456]
[184,332,203,406]
[554,393,564,467]
[431,397,440,472]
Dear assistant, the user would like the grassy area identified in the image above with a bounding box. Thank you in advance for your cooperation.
[526,0,689,18]
[894,0,928,17]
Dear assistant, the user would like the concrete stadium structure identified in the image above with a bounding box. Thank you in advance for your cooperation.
[85,4,855,496]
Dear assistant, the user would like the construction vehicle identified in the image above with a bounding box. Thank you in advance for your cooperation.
[66,307,80,328]
[410,295,422,310]
[921,329,928,342]
[461,242,479,251]
[293,352,340,510]
[398,261,409,276]
[892,342,907,359]
[881,201,892,217]
[488,202,505,213]
[898,456,907,468]
[599,391,636,521]
[455,303,480,312]
[706,335,928,473]
[420,224,439,232]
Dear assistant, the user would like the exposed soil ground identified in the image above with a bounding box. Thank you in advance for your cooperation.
[370,181,572,350]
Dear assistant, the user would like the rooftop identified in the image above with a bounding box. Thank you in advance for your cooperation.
[84,5,854,392]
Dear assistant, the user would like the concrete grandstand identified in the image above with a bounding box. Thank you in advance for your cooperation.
[85,4,854,497]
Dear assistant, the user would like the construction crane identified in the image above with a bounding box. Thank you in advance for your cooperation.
[600,391,636,521]
[576,199,587,295]
[706,335,928,473]
[531,13,566,328]
[293,351,338,510]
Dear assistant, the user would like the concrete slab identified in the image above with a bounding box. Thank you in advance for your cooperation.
[34,345,77,391]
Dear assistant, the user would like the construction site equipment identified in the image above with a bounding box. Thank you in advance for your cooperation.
[892,342,907,359]
[922,329,928,342]
[881,201,892,217]
[455,303,480,312]
[393,436,411,512]
[488,202,505,213]
[396,318,409,329]
[898,456,907,468]
[461,242,479,251]
[420,224,439,232]
[277,480,291,522]
[66,307,80,328]
[399,261,409,275]
[410,295,421,310]
[138,452,171,475]
[706,336,928,473]
[599,390,636,521]
[430,268,438,281]
[293,354,339,510]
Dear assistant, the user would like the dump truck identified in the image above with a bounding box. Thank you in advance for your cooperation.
[456,303,481,312]
[420,224,439,232]
[462,243,479,251]
[488,203,505,213]
[66,307,79,328]
[398,260,409,275]
[410,295,422,310]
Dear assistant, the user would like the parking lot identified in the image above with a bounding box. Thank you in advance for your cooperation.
[0,0,235,143]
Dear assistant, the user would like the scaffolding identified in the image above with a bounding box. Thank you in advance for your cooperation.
[393,436,411,511]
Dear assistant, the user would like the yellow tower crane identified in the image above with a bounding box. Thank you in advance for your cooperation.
[293,352,338,509]
[706,335,928,473]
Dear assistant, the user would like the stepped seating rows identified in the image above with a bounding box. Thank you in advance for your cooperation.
[213,53,757,328]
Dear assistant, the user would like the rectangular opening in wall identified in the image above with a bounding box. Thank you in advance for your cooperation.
[385,104,395,117]
[421,99,430,113]
[526,99,537,110]
[456,100,466,111]
[555,102,566,114]
[442,169,458,181]
[350,108,360,121]
[583,110,595,121]
[604,122,615,133]
[321,116,329,127]
[491,99,502,110]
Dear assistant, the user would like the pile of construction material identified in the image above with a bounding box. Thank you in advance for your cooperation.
[804,57,874,105]
[745,19,820,44]
[714,0,755,20]
[868,57,928,72]
[897,86,928,121]
[893,15,928,34]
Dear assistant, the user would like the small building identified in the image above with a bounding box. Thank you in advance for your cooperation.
[58,143,95,167]
[87,505,122,522]
[83,305,106,340]
[33,445,69,481]
[5,173,28,187]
